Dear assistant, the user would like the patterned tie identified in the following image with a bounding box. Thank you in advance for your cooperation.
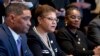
[17,37,22,56]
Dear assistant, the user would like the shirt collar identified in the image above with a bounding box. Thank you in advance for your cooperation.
[8,27,20,42]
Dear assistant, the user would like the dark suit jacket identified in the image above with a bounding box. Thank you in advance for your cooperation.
[52,0,70,9]
[88,15,100,45]
[55,26,97,56]
[27,28,65,56]
[0,24,33,56]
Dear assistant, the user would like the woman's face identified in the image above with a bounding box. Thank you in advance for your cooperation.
[38,12,58,32]
[66,9,82,29]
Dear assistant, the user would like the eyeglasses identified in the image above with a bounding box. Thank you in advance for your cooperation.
[67,15,82,20]
[42,16,59,23]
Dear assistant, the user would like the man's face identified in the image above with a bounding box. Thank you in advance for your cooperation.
[13,10,32,33]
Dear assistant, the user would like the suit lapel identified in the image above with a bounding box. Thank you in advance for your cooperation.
[21,35,26,56]
[32,29,54,52]
[2,24,19,56]
[31,29,50,49]
[21,34,30,56]
[30,30,44,45]
[48,33,54,47]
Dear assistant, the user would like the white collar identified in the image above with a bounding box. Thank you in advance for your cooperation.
[8,27,20,43]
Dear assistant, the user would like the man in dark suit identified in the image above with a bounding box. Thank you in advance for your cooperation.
[0,3,33,56]
[88,14,100,45]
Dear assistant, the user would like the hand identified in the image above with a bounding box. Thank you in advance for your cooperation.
[71,2,82,8]
[56,8,65,17]
[56,10,61,17]
[81,2,91,9]
[60,8,65,16]
[93,46,100,55]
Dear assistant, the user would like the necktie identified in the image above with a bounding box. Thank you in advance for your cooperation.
[17,37,22,56]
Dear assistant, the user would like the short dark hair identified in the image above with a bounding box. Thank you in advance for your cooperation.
[65,5,82,17]
[5,3,29,17]
[34,4,56,26]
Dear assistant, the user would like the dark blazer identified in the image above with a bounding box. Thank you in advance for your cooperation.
[55,26,97,56]
[0,24,33,56]
[27,28,65,56]
[52,0,70,9]
[88,15,100,45]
